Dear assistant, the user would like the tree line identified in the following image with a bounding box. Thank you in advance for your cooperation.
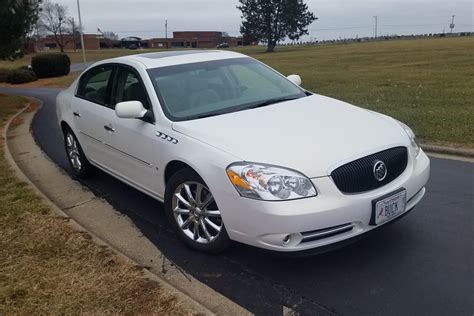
[1,0,316,59]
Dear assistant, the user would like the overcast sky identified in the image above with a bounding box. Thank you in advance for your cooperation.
[55,0,473,41]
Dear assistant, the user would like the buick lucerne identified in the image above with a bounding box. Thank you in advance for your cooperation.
[56,50,430,253]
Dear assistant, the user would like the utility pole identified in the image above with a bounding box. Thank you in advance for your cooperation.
[165,19,168,49]
[76,0,86,65]
[450,15,455,33]
[374,16,378,39]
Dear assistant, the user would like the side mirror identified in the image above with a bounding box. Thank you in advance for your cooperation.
[115,101,147,119]
[287,74,302,86]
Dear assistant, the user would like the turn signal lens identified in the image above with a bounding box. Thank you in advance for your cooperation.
[227,170,250,190]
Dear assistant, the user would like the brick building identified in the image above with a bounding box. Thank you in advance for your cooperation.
[36,34,100,51]
[149,31,244,49]
[28,31,247,53]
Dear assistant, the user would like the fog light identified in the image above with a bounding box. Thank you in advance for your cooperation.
[282,235,291,246]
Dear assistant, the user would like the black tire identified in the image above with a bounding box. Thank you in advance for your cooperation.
[164,168,231,253]
[63,126,95,179]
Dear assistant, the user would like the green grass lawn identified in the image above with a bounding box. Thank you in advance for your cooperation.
[1,36,473,146]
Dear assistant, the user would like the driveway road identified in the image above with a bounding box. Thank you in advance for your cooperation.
[70,62,94,72]
[1,86,472,316]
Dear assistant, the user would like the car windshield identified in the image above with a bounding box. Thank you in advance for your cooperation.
[147,57,306,121]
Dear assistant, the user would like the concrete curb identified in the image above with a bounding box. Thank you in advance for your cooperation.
[4,100,252,316]
[421,143,474,159]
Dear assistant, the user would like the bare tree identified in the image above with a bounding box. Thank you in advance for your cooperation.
[98,30,118,48]
[39,0,72,52]
[68,17,80,52]
[102,31,119,41]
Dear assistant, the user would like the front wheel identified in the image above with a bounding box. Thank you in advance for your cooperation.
[164,169,231,253]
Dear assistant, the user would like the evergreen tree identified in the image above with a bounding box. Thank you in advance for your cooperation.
[237,0,317,52]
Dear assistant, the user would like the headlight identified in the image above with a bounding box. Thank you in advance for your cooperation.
[397,120,420,156]
[226,163,317,201]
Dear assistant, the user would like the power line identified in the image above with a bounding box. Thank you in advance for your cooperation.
[309,26,371,31]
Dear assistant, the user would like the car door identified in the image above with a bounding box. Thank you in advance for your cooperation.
[105,65,158,195]
[72,64,117,167]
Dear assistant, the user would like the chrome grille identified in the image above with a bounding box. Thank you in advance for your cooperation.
[331,147,408,194]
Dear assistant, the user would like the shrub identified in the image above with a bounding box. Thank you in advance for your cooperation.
[31,53,71,78]
[6,69,38,84]
[0,68,11,83]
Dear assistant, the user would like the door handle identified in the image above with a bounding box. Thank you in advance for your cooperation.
[73,111,81,118]
[104,124,115,132]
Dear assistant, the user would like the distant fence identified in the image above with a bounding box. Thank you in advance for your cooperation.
[279,32,473,47]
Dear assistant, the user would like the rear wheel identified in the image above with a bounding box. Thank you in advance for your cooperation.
[63,127,94,178]
[165,168,231,253]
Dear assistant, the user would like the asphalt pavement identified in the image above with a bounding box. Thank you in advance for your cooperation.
[70,61,94,72]
[0,86,472,316]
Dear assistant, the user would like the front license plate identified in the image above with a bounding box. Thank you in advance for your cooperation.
[371,189,407,225]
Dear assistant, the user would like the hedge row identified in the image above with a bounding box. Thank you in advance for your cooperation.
[0,68,37,84]
[31,53,71,78]
[0,53,70,85]
[6,69,38,84]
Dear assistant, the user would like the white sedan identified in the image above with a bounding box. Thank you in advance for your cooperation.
[56,50,430,253]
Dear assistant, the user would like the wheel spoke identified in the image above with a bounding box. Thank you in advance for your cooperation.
[201,195,214,210]
[175,193,192,209]
[173,207,190,215]
[200,219,212,242]
[206,210,221,217]
[66,134,73,147]
[195,184,203,205]
[180,216,193,229]
[184,184,196,204]
[74,156,82,169]
[204,218,221,232]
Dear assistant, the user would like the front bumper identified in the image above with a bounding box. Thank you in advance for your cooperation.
[217,150,430,252]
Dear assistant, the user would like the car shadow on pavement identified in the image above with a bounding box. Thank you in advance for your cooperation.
[64,162,421,316]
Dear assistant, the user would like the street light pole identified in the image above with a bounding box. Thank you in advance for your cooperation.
[450,15,456,34]
[76,0,86,65]
[374,16,378,39]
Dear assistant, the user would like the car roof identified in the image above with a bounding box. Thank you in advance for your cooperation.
[108,50,247,69]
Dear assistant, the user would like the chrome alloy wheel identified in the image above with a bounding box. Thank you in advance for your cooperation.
[172,182,222,243]
[66,132,82,171]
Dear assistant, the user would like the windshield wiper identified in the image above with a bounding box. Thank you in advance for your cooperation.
[249,96,302,109]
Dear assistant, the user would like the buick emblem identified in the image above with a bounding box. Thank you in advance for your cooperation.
[373,160,387,182]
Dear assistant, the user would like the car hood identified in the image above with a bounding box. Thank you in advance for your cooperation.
[172,94,408,178]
